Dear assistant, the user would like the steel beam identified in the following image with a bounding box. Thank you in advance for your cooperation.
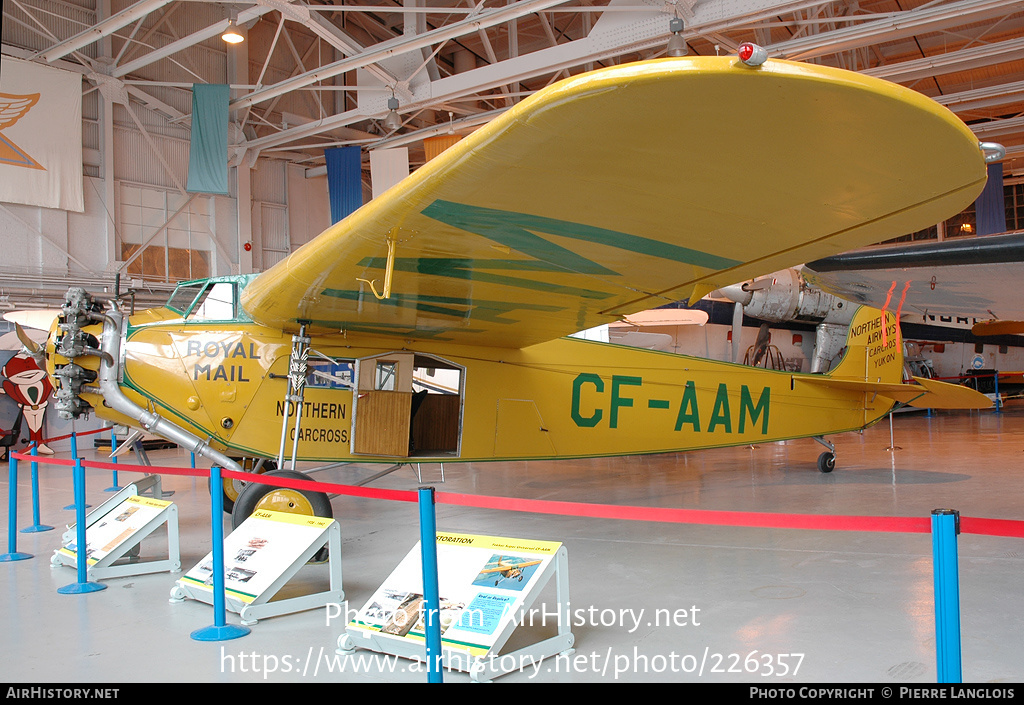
[36,0,176,63]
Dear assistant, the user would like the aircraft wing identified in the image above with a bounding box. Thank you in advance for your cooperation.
[240,56,988,349]
[802,232,1024,327]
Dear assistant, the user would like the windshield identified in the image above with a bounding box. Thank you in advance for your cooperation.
[166,283,204,313]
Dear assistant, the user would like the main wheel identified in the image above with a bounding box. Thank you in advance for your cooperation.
[209,458,275,513]
[231,470,333,562]
[817,451,836,473]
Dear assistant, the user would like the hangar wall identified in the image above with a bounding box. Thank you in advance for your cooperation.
[0,129,331,297]
[1,0,333,299]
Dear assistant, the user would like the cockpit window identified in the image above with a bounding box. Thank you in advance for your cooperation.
[166,283,204,314]
[187,282,236,321]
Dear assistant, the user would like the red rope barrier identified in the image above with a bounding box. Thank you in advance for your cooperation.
[85,459,207,479]
[220,468,418,504]
[10,452,76,466]
[10,452,1024,539]
[38,427,108,444]
[961,517,1024,539]
[434,490,932,533]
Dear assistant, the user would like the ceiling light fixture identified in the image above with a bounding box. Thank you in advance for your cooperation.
[222,18,244,44]
[666,17,687,57]
[383,93,402,131]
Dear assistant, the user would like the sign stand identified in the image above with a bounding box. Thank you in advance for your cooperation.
[50,476,180,581]
[170,510,343,626]
[340,532,574,683]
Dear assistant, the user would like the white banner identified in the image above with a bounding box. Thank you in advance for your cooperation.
[369,147,409,199]
[0,57,84,212]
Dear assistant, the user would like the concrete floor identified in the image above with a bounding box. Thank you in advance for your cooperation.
[2,402,1022,684]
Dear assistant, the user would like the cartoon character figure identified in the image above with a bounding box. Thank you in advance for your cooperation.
[1,352,53,454]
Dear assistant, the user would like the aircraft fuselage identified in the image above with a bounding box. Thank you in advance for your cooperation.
[46,287,898,468]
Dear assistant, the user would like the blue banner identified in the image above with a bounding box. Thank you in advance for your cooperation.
[975,161,1006,236]
[186,84,229,195]
[325,146,363,224]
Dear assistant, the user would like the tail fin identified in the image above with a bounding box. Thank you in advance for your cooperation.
[829,306,902,384]
[801,305,990,409]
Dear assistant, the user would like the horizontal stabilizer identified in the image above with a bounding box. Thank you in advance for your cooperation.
[904,376,993,409]
[794,376,925,403]
[794,375,991,409]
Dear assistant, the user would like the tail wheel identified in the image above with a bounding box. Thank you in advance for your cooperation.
[817,452,836,473]
[231,470,333,563]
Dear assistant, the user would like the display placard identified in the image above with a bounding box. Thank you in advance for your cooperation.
[59,495,172,565]
[178,509,334,605]
[348,532,562,657]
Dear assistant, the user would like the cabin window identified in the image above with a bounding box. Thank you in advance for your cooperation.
[187,282,236,321]
[306,359,354,389]
[166,283,204,314]
[375,361,398,391]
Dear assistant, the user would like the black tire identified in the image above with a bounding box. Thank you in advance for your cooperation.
[817,452,836,473]
[208,458,276,513]
[231,470,333,562]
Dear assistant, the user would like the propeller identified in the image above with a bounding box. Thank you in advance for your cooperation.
[618,309,709,327]
[731,301,744,363]
[750,323,772,366]
[712,281,755,363]
[3,309,59,332]
[971,320,1024,337]
[15,323,46,366]
[3,310,56,368]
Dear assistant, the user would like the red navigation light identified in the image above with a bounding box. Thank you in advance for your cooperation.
[738,42,767,66]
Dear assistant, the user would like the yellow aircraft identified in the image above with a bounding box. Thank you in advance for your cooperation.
[476,557,544,586]
[28,50,995,524]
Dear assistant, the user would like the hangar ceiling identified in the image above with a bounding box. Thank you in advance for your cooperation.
[4,0,1023,172]
[1,0,1023,308]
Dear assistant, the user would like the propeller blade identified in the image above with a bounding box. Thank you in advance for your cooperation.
[618,309,708,327]
[972,319,1024,337]
[15,322,41,355]
[731,301,744,363]
[3,309,59,332]
[14,322,47,369]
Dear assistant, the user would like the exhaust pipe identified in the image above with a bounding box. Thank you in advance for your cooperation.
[82,299,242,473]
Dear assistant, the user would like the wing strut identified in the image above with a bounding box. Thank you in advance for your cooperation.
[276,324,311,469]
[356,231,398,300]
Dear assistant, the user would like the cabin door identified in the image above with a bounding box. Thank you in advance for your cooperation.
[352,354,413,457]
[352,353,463,458]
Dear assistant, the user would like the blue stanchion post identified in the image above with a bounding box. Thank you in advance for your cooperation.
[993,372,1001,413]
[104,429,122,492]
[418,486,443,683]
[1,455,33,562]
[932,509,962,683]
[57,457,106,593]
[191,466,250,642]
[22,443,52,533]
[63,432,90,511]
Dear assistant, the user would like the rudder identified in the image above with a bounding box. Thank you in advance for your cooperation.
[828,306,902,384]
